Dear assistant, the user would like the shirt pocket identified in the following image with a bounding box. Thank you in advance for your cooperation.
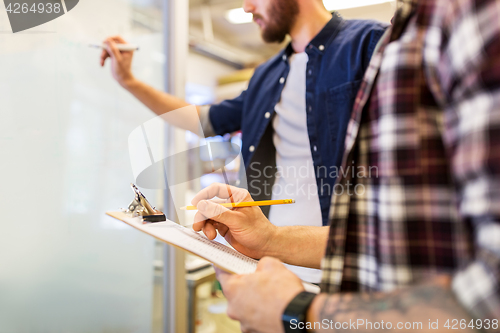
[326,80,362,141]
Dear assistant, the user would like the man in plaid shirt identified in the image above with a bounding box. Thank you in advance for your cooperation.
[191,0,500,331]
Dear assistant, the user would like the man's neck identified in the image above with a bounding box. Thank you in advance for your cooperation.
[290,5,332,53]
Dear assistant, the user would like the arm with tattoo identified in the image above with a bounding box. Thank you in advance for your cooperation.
[305,276,492,332]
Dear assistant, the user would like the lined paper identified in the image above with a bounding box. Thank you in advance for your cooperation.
[106,211,320,293]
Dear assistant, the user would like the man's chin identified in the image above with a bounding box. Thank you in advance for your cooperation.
[261,32,287,44]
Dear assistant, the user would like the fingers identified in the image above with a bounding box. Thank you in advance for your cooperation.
[193,210,208,225]
[192,217,210,235]
[192,219,220,240]
[192,218,205,232]
[214,266,231,283]
[197,199,235,224]
[193,208,215,233]
[194,197,227,221]
[101,38,113,65]
[191,183,251,206]
[192,218,229,240]
[203,221,217,240]
[217,223,229,237]
[100,48,110,66]
[104,39,122,62]
[101,35,131,66]
[191,183,232,204]
[108,35,128,43]
[100,38,112,66]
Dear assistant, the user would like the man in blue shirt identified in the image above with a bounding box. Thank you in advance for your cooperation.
[101,0,387,282]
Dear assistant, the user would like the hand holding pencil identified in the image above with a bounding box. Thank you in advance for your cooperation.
[190,183,279,260]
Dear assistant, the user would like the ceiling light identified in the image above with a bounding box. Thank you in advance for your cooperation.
[225,1,394,25]
[225,8,253,24]
[323,0,394,11]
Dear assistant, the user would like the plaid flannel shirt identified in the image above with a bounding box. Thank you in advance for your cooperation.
[320,0,500,321]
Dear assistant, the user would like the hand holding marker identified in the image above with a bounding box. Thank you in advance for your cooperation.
[89,43,139,51]
[97,36,139,88]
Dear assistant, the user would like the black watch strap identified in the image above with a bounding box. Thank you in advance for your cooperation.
[282,291,317,333]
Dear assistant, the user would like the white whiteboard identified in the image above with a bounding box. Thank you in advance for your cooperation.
[0,0,165,331]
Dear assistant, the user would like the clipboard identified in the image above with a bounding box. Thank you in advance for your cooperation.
[106,184,321,294]
[106,210,259,275]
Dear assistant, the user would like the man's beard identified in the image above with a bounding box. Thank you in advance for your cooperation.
[257,0,299,43]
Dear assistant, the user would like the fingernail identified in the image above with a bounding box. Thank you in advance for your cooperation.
[197,200,207,211]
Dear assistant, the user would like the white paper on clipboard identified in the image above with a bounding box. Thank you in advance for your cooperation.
[106,211,321,294]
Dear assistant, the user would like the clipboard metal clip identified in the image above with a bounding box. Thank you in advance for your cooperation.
[124,183,166,223]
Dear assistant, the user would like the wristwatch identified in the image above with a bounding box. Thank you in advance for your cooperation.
[282,291,317,333]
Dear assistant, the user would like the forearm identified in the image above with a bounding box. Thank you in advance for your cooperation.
[124,78,202,132]
[306,275,481,333]
[265,226,329,269]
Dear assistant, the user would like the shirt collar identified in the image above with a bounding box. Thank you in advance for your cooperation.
[397,0,419,18]
[282,12,344,58]
[407,0,420,9]
[390,0,418,41]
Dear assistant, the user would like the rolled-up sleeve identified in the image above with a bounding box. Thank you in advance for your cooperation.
[208,90,246,136]
[438,0,500,320]
[199,105,216,138]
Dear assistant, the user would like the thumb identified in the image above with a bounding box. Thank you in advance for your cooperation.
[256,257,283,272]
[214,266,232,285]
[197,200,234,224]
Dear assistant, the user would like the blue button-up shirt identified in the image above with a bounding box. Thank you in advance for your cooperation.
[208,14,388,226]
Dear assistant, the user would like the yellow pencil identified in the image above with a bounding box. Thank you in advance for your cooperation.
[180,199,295,211]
